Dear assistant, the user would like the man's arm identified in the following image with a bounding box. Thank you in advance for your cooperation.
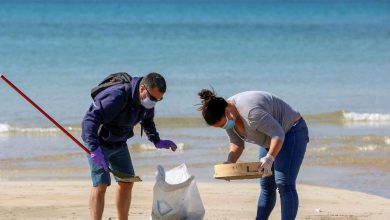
[141,109,178,151]
[81,104,103,151]
[81,86,127,151]
[140,109,160,144]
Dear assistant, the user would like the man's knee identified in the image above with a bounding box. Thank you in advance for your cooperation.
[93,184,108,195]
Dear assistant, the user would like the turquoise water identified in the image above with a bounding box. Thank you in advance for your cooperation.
[1,1,390,198]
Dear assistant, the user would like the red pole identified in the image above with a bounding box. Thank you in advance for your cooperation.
[0,74,91,155]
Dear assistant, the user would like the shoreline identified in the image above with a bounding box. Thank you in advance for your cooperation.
[1,164,390,200]
[1,180,389,219]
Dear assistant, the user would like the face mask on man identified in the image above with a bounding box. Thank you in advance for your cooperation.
[141,96,157,109]
[222,114,236,130]
[141,85,162,109]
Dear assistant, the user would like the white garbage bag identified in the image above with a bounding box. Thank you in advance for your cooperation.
[151,164,205,220]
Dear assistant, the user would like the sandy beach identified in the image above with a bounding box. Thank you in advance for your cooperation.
[0,180,389,220]
[1,1,390,220]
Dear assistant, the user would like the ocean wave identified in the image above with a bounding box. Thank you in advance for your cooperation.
[0,124,81,134]
[0,123,10,132]
[0,117,204,134]
[308,144,386,153]
[305,110,390,124]
[343,111,390,121]
[131,143,185,152]
[385,138,390,145]
[1,110,390,134]
[310,135,390,149]
[357,145,379,151]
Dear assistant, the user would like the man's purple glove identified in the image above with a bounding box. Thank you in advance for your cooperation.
[91,147,108,171]
[155,140,177,151]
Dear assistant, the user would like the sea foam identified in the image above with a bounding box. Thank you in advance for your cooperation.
[343,111,390,121]
[0,123,10,132]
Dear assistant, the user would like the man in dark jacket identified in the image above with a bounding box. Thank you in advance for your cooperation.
[81,72,176,220]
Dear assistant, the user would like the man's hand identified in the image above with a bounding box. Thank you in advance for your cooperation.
[155,140,177,151]
[259,153,274,177]
[91,147,108,171]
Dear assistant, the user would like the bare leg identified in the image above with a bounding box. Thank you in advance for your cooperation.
[89,184,108,220]
[116,182,134,220]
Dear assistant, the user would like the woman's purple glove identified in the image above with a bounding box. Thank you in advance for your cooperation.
[91,147,108,171]
[155,139,177,151]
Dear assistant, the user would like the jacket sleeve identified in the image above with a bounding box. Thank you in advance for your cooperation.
[81,87,126,151]
[140,109,161,144]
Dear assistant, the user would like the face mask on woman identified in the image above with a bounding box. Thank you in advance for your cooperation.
[222,115,236,130]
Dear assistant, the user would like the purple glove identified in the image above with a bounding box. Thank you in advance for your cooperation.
[155,140,177,151]
[91,147,108,171]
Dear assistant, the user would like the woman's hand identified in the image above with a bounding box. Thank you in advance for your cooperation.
[259,153,274,177]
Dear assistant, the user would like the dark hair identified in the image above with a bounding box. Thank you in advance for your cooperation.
[198,89,228,125]
[141,72,166,93]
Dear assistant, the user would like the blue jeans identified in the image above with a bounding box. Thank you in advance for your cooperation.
[256,118,309,220]
[87,142,135,187]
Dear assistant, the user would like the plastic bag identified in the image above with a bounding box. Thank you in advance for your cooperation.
[151,164,205,220]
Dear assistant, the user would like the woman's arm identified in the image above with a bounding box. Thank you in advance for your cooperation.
[248,108,285,158]
[268,137,283,158]
[226,143,244,163]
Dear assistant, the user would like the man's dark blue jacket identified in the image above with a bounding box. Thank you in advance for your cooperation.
[81,77,160,151]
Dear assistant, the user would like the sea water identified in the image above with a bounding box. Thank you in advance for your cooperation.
[1,0,389,198]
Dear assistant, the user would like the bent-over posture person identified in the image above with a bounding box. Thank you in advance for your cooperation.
[198,89,309,220]
[82,72,177,220]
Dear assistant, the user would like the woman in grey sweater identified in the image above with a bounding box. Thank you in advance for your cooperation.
[198,89,309,220]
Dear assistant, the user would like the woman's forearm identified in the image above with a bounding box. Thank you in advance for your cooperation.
[226,144,244,163]
[267,137,283,158]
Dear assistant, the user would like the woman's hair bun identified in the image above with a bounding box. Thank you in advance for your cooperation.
[198,89,216,101]
[197,88,228,125]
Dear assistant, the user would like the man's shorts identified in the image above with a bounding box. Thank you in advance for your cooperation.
[87,142,135,187]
